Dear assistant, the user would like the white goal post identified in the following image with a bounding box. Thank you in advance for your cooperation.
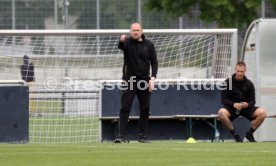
[0,29,237,143]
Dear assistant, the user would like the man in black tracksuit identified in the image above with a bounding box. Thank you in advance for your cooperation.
[218,62,266,142]
[114,23,158,143]
[20,55,35,83]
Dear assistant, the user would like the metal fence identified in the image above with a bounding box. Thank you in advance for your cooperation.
[1,0,275,30]
[2,0,276,30]
[0,0,218,30]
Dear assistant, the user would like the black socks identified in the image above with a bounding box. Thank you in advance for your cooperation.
[230,129,236,135]
[249,127,256,134]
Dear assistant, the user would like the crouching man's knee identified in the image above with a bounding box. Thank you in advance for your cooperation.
[255,108,267,119]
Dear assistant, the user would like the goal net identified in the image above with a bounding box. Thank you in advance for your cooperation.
[0,29,237,143]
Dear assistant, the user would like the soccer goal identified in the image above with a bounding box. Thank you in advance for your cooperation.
[0,29,237,143]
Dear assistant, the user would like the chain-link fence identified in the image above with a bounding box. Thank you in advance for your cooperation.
[1,0,276,30]
[0,0,275,30]
[0,0,220,30]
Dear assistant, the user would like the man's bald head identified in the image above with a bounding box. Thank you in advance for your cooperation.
[130,23,143,40]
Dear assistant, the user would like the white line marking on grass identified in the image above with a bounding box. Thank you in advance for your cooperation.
[0,151,91,156]
[0,144,97,149]
[106,144,274,153]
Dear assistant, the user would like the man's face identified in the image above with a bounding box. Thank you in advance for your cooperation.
[235,65,246,80]
[130,23,142,40]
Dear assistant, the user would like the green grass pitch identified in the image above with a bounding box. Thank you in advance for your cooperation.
[1,142,276,166]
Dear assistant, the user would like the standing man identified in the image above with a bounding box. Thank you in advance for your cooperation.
[20,55,35,83]
[114,23,158,143]
[218,62,266,142]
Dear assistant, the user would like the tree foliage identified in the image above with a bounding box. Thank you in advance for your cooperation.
[145,0,264,29]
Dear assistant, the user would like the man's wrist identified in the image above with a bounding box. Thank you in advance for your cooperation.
[240,102,243,109]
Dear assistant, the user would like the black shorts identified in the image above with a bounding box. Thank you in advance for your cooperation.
[224,106,259,121]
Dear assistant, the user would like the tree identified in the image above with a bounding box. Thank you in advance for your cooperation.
[145,0,264,30]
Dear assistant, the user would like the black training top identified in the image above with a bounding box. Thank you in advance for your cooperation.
[118,34,158,81]
[20,55,35,82]
[221,74,255,108]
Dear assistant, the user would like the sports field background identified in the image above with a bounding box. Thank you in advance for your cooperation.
[0,2,275,166]
[1,142,276,166]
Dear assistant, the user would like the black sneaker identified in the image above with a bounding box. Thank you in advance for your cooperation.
[138,136,151,143]
[233,134,243,142]
[245,132,256,142]
[114,138,129,143]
